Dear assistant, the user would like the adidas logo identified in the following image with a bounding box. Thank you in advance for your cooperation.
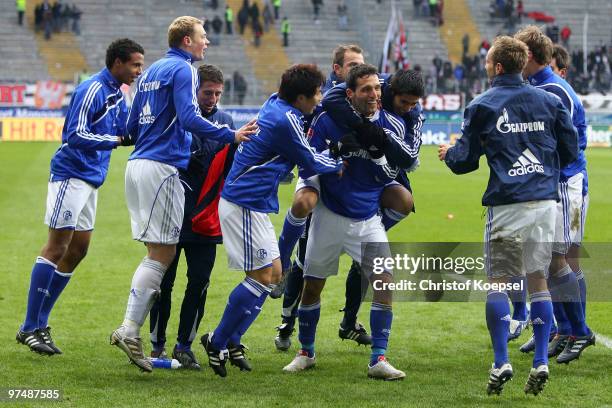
[508,148,545,177]
[531,317,545,325]
[501,314,512,322]
[139,100,156,125]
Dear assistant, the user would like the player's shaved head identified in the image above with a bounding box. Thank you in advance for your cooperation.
[489,36,529,75]
[346,64,378,91]
[168,16,204,48]
[514,25,553,65]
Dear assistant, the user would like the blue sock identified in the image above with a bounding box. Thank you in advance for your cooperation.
[508,276,528,321]
[560,272,589,336]
[548,268,574,335]
[485,291,510,368]
[575,269,587,319]
[38,270,72,328]
[381,208,406,231]
[278,209,307,270]
[176,342,191,351]
[229,291,269,345]
[21,257,56,332]
[211,277,266,350]
[530,291,553,368]
[370,302,393,365]
[297,301,320,357]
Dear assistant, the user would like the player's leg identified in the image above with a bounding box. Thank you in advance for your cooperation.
[339,182,412,345]
[277,180,319,272]
[284,202,343,372]
[283,276,325,372]
[203,198,280,376]
[347,214,404,380]
[483,206,514,395]
[111,160,184,372]
[18,178,93,355]
[172,243,215,369]
[149,246,181,359]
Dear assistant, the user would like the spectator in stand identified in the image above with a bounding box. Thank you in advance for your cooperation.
[253,19,263,47]
[312,0,322,23]
[429,0,438,22]
[337,1,348,30]
[273,0,281,20]
[546,24,559,44]
[43,2,52,40]
[437,0,444,25]
[71,3,81,35]
[16,0,25,26]
[281,16,290,47]
[212,15,223,35]
[225,4,234,34]
[462,33,470,55]
[413,0,423,18]
[560,25,571,50]
[249,1,260,26]
[263,1,274,32]
[238,1,249,35]
[517,0,524,22]
[233,71,247,105]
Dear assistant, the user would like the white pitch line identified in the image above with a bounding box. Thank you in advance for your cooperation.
[594,332,612,350]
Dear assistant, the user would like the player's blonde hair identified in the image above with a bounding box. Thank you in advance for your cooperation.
[514,25,553,65]
[490,36,529,74]
[168,16,203,48]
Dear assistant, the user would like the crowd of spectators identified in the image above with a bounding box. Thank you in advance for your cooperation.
[412,0,445,26]
[34,1,82,40]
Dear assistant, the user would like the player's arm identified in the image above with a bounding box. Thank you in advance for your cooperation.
[278,111,343,177]
[65,82,121,150]
[320,82,361,133]
[553,99,578,168]
[125,88,141,144]
[381,109,423,171]
[442,103,483,174]
[173,65,243,144]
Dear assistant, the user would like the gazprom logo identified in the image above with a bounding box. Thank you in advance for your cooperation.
[496,108,545,134]
[139,100,156,125]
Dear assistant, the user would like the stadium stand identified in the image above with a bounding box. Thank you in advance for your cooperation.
[0,0,47,80]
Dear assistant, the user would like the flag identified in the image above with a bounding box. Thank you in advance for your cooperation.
[379,0,409,73]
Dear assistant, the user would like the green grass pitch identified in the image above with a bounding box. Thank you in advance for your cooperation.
[0,144,610,407]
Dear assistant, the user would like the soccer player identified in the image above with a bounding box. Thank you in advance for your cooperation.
[16,38,145,355]
[148,64,240,370]
[282,64,406,381]
[200,64,344,378]
[438,36,578,395]
[514,26,594,363]
[110,16,256,373]
[551,44,570,79]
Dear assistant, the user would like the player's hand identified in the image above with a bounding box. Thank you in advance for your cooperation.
[438,144,451,161]
[330,132,362,158]
[119,134,136,147]
[234,118,257,143]
[354,121,387,150]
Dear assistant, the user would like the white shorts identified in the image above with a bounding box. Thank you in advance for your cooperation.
[218,197,280,271]
[553,173,588,254]
[484,200,556,279]
[125,159,184,244]
[304,202,391,279]
[295,175,321,193]
[44,178,97,230]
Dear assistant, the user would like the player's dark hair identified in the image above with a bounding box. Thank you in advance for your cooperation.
[332,44,363,67]
[105,38,144,70]
[514,25,553,65]
[278,64,325,104]
[390,69,425,97]
[552,44,570,70]
[490,36,529,74]
[345,64,378,91]
[198,64,224,84]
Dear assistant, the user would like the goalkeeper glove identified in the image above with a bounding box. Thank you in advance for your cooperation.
[329,131,362,158]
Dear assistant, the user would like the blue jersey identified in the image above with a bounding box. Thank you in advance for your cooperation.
[321,74,424,170]
[50,68,125,188]
[310,109,400,220]
[127,48,235,170]
[528,66,588,192]
[222,94,342,213]
[445,74,578,207]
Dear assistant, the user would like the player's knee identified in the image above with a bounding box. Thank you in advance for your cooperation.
[301,279,323,303]
[40,242,69,264]
[549,254,567,276]
[292,188,318,218]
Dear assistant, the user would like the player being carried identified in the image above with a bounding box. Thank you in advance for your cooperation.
[275,46,425,351]
[200,64,344,377]
[282,64,406,381]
